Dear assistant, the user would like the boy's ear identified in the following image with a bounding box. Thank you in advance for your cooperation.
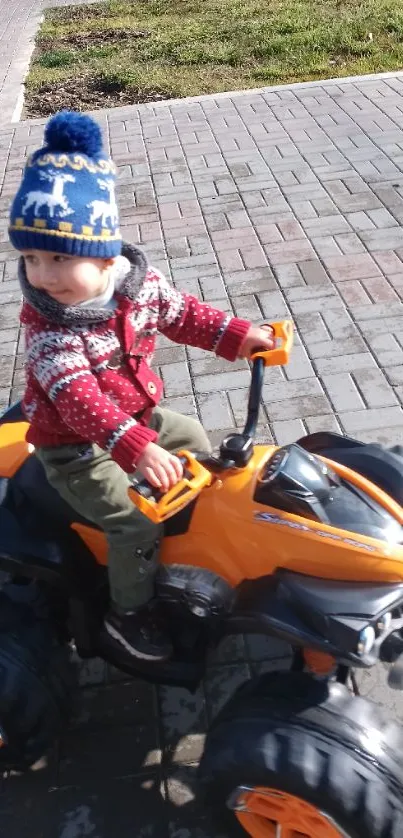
[103,258,115,269]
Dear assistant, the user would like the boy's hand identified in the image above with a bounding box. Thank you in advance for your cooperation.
[238,324,275,359]
[137,442,183,492]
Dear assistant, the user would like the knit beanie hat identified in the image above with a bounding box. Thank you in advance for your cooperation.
[9,110,122,258]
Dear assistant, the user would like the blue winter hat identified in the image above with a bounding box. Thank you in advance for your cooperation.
[9,111,122,258]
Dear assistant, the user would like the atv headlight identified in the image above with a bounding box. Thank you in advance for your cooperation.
[377,612,392,634]
[357,626,376,656]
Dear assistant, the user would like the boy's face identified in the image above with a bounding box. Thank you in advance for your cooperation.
[21,250,113,306]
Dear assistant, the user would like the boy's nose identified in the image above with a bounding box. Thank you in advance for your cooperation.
[40,269,57,288]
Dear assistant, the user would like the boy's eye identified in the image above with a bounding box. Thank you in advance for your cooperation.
[24,255,36,264]
[54,255,68,263]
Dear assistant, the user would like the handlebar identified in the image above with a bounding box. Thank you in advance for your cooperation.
[128,451,212,524]
[250,320,294,366]
[244,320,294,439]
[131,455,192,501]
[243,356,265,440]
[129,320,294,522]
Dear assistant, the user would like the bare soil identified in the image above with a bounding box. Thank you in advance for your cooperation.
[24,76,170,118]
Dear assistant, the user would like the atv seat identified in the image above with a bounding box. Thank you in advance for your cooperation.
[298,432,403,506]
[0,402,25,425]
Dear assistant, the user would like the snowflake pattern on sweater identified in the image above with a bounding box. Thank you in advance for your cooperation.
[21,254,250,473]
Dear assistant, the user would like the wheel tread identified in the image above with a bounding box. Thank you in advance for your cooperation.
[200,671,403,838]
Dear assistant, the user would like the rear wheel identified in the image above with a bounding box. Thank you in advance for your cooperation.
[199,671,403,838]
[234,790,345,837]
[0,580,76,771]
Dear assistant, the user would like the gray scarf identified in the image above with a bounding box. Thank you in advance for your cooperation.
[18,242,148,326]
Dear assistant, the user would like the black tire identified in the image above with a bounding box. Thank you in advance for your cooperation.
[0,581,77,771]
[199,671,403,838]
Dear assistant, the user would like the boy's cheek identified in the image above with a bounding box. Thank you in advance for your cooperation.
[26,271,39,287]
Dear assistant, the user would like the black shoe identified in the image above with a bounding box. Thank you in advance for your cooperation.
[104,603,172,662]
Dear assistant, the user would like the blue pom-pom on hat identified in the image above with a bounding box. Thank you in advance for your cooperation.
[39,110,104,158]
[9,109,121,259]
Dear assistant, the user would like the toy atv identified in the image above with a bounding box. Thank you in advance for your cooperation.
[1,320,403,838]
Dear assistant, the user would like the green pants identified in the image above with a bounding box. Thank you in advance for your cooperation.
[36,407,211,611]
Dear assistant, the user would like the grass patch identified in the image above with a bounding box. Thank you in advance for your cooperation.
[38,49,76,69]
[25,0,403,116]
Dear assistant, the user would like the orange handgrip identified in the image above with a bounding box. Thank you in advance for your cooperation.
[251,320,294,366]
[128,451,212,523]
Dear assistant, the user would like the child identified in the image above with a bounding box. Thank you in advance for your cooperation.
[8,111,274,662]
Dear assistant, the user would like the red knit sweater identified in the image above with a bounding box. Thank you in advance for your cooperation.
[20,253,250,473]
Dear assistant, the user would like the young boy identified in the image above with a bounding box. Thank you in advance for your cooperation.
[8,110,274,662]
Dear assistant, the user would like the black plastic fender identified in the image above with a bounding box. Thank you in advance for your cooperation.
[0,504,97,592]
[224,571,403,667]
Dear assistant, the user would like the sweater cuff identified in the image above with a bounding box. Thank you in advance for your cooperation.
[111,423,158,473]
[215,317,251,361]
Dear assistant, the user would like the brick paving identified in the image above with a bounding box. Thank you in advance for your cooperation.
[0,0,99,122]
[0,2,403,837]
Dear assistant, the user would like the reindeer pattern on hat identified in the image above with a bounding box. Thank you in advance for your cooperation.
[21,169,75,219]
[20,170,118,231]
[88,179,119,228]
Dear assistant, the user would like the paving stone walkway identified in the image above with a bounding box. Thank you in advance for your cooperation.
[0,2,403,837]
[0,0,99,121]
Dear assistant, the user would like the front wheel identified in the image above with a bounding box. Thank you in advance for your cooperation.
[199,671,403,838]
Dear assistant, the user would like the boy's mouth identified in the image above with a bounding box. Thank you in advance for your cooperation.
[49,289,85,305]
[47,289,70,298]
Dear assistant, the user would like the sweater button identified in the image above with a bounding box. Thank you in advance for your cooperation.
[147,381,157,395]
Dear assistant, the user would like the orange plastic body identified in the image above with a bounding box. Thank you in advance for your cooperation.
[158,445,403,586]
[303,649,337,676]
[0,315,401,590]
[0,421,31,478]
[71,522,108,566]
[0,432,402,587]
